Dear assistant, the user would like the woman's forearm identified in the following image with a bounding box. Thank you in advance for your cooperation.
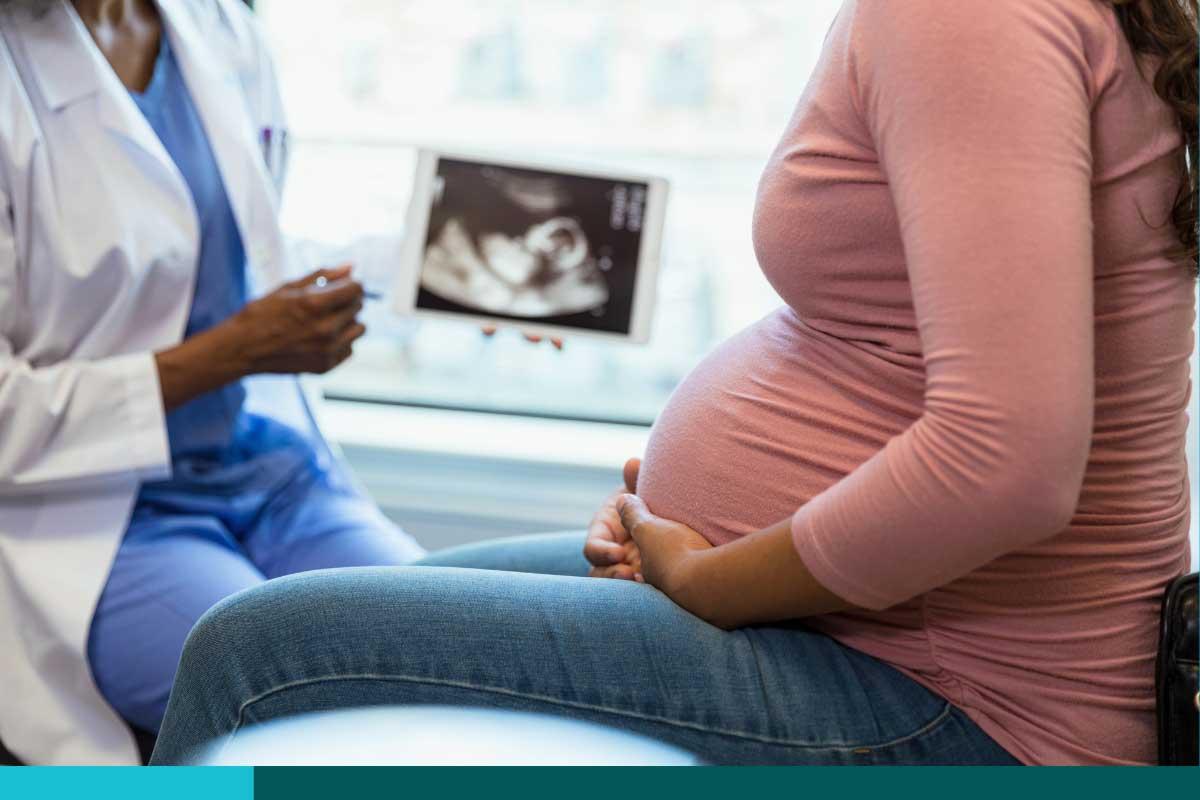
[682,519,853,630]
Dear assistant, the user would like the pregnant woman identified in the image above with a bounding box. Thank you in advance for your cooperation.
[152,0,1196,766]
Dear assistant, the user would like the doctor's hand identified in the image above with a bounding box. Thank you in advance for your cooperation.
[228,266,367,376]
[154,266,367,412]
[584,458,643,580]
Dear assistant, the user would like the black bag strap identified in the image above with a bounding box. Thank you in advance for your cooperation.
[1157,572,1199,766]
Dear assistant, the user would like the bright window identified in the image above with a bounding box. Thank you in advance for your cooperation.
[256,0,846,424]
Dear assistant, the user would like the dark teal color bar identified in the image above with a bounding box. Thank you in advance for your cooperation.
[254,765,1200,800]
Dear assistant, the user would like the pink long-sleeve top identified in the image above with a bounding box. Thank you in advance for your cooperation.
[637,0,1194,766]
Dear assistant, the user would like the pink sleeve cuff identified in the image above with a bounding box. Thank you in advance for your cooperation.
[790,506,895,612]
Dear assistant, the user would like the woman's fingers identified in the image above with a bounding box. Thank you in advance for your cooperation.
[588,563,639,581]
[584,479,648,572]
[583,536,625,567]
[597,504,631,543]
[623,458,641,493]
[616,494,655,542]
[604,563,639,581]
[584,505,633,566]
[586,510,619,541]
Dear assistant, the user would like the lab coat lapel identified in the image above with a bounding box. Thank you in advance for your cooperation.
[159,0,288,290]
[18,0,194,222]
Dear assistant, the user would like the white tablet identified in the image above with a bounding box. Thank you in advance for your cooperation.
[393,149,668,343]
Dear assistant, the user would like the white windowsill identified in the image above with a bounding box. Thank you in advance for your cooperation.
[320,400,650,549]
[321,399,651,471]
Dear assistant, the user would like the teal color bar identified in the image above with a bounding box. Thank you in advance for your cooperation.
[0,767,253,800]
[4,764,1198,800]
[255,765,1200,800]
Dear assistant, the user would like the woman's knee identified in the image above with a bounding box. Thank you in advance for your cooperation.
[176,567,442,685]
[174,581,279,691]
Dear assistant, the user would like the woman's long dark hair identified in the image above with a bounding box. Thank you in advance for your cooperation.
[1113,0,1199,273]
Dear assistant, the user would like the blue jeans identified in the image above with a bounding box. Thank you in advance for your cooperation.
[150,533,1020,766]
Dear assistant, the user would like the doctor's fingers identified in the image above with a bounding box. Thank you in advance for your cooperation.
[300,276,364,312]
[313,300,365,337]
[335,321,368,348]
[308,324,366,374]
[289,264,353,289]
[319,344,357,375]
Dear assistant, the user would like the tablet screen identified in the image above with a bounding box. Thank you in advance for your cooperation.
[395,151,667,343]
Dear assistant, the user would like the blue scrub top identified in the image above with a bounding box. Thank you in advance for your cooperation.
[130,34,314,496]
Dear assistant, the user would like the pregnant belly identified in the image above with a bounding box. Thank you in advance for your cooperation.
[638,309,924,545]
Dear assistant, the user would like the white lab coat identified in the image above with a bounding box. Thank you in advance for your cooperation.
[0,0,350,765]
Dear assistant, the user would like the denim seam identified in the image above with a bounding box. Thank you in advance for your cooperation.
[229,672,956,753]
[740,632,781,741]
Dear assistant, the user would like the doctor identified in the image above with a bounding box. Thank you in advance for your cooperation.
[0,0,427,765]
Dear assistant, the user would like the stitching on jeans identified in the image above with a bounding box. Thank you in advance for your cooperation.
[740,631,779,740]
[229,672,956,752]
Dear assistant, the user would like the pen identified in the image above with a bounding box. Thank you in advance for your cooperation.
[313,276,382,300]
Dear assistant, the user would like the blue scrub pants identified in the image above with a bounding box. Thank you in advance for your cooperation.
[87,447,423,734]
